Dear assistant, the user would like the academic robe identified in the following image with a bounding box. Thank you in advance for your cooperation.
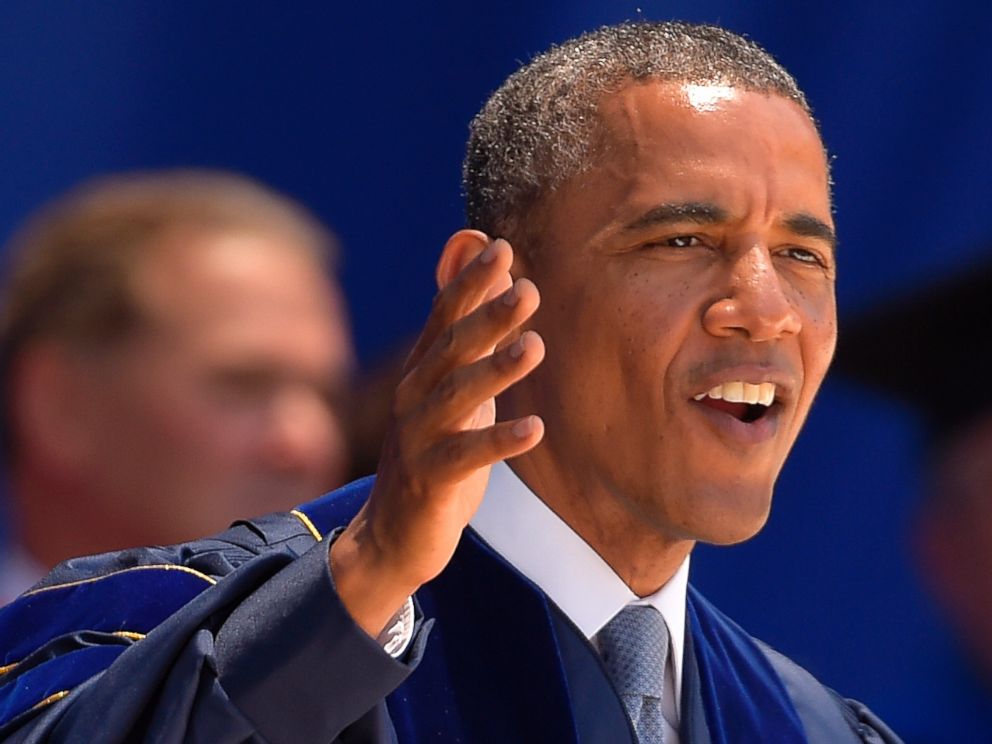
[0,476,903,743]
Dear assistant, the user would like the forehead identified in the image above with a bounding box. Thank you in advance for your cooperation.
[592,81,830,208]
[523,81,831,249]
[130,228,348,354]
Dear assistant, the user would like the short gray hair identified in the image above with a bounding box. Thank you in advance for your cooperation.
[464,21,814,238]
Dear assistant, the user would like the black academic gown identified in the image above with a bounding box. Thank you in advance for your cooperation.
[0,476,902,743]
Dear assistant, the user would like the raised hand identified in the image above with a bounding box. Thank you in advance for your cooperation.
[329,234,545,637]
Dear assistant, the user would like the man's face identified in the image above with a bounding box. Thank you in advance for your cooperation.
[507,81,836,548]
[79,228,353,546]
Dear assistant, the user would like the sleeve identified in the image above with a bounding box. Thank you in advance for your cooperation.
[0,518,430,744]
[831,694,906,744]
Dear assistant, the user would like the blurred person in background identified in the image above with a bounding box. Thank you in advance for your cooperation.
[0,170,355,600]
[836,259,992,742]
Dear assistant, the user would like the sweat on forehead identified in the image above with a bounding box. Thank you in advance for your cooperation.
[463,20,815,240]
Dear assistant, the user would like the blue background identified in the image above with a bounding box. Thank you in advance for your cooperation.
[3,1,991,735]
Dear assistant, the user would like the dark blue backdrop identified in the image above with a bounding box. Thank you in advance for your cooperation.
[3,1,991,734]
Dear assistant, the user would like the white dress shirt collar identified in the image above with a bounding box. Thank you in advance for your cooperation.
[470,460,689,709]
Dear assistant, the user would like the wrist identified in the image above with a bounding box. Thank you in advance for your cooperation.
[329,514,419,639]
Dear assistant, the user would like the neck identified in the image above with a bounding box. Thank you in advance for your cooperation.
[507,448,694,596]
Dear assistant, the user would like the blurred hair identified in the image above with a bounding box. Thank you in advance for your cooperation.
[464,20,815,239]
[0,169,337,455]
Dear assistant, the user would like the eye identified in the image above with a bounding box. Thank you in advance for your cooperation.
[780,246,827,267]
[209,367,279,404]
[667,235,702,248]
[640,234,705,251]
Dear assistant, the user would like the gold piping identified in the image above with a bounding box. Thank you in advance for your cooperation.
[111,631,146,642]
[23,564,217,597]
[0,628,146,677]
[30,689,70,712]
[290,509,323,541]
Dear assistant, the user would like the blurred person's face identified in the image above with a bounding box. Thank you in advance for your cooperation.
[76,228,353,546]
[918,414,992,676]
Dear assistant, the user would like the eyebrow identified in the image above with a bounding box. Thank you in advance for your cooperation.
[622,201,837,252]
[782,213,837,252]
[622,202,729,232]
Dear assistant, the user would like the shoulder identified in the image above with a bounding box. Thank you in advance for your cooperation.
[0,515,287,677]
[1,477,376,671]
[687,586,903,744]
[754,640,904,744]
[0,479,377,731]
[31,513,311,593]
[30,475,376,592]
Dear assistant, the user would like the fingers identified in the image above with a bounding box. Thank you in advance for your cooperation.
[404,238,514,373]
[395,272,539,417]
[422,414,545,485]
[394,328,545,492]
[418,330,545,433]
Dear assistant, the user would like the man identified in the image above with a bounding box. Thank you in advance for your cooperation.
[0,23,901,742]
[835,260,992,742]
[0,170,354,600]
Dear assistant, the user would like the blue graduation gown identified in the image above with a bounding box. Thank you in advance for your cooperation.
[0,477,902,743]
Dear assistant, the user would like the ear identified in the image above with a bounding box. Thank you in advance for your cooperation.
[8,343,97,472]
[435,229,490,290]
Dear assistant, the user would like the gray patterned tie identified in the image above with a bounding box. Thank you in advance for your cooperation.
[597,605,669,744]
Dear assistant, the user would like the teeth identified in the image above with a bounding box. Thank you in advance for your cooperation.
[723,381,744,402]
[699,386,722,400]
[693,381,777,406]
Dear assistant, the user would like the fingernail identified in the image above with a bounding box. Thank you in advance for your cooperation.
[512,416,536,438]
[480,243,497,264]
[509,336,526,359]
[502,281,519,306]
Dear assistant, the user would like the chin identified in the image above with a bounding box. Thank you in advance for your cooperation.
[678,483,775,546]
[697,513,770,546]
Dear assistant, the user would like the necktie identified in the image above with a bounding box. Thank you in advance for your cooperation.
[597,605,669,744]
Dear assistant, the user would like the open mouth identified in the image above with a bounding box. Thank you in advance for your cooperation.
[692,381,776,424]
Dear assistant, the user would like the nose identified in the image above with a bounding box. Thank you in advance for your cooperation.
[702,245,802,342]
[257,387,347,484]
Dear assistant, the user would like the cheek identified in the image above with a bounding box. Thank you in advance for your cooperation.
[298,400,348,458]
[800,293,838,376]
[530,261,695,402]
[605,285,695,436]
[140,378,256,456]
[614,276,698,371]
